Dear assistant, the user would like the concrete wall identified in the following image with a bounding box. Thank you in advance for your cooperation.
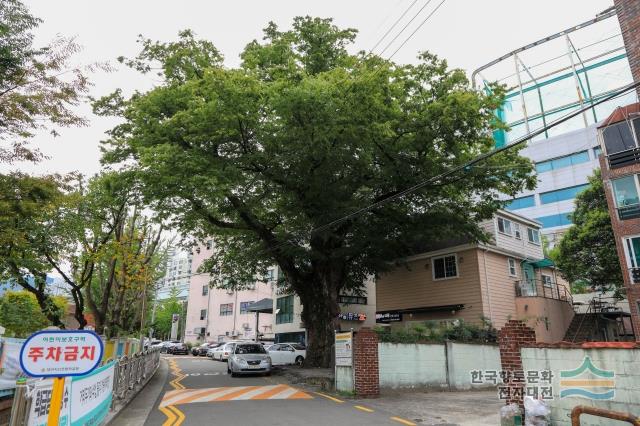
[377,342,500,390]
[522,347,640,425]
[515,296,575,343]
[447,342,502,390]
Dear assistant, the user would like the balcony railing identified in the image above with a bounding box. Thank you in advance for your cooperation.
[617,204,640,220]
[629,267,640,284]
[515,279,572,304]
[607,147,640,169]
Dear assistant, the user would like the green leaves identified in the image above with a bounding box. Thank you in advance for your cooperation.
[553,170,622,292]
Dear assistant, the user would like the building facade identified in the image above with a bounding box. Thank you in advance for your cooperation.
[184,240,273,343]
[271,274,377,344]
[598,103,640,340]
[155,247,193,301]
[376,211,574,342]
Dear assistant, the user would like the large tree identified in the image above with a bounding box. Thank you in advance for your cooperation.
[97,18,534,366]
[552,170,622,292]
[0,290,66,337]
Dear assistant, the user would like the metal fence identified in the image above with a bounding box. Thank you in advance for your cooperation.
[9,347,161,426]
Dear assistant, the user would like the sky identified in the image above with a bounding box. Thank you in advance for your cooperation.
[11,0,615,178]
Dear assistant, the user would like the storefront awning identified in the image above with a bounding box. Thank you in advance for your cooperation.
[525,258,555,268]
[246,298,273,313]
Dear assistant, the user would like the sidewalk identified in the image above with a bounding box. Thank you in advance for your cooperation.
[354,390,501,426]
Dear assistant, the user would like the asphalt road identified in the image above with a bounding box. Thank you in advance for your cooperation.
[140,355,417,426]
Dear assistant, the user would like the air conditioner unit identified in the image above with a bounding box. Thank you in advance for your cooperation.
[242,323,250,329]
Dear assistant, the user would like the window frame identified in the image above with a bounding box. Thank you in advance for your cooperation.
[527,228,541,245]
[622,234,640,269]
[219,303,233,316]
[202,285,208,296]
[611,174,640,210]
[513,223,521,240]
[497,217,513,236]
[541,274,553,287]
[276,295,294,324]
[507,258,517,277]
[200,309,207,320]
[239,301,254,315]
[432,254,459,281]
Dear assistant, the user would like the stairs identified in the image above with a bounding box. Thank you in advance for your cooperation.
[563,313,602,342]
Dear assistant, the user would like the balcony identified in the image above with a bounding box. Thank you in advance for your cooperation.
[617,204,640,220]
[607,147,640,169]
[515,279,572,304]
[629,267,640,284]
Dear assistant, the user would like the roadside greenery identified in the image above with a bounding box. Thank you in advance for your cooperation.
[374,318,497,344]
[0,290,67,337]
[152,288,183,340]
[550,170,622,295]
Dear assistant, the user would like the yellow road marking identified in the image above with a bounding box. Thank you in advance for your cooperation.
[167,405,185,426]
[354,405,374,413]
[314,392,344,403]
[159,405,176,426]
[390,416,417,426]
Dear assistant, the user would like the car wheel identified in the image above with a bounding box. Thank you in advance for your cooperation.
[227,366,231,374]
[295,356,304,366]
[264,371,271,377]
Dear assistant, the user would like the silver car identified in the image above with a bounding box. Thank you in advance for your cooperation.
[227,343,272,376]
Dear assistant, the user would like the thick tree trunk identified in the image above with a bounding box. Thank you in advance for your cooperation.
[297,279,340,367]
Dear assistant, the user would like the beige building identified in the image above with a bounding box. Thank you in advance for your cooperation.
[376,210,574,343]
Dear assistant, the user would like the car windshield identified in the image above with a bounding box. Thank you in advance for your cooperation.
[235,344,266,354]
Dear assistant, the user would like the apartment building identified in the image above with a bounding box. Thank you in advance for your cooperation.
[155,247,192,301]
[184,240,273,343]
[598,103,640,339]
[376,210,574,342]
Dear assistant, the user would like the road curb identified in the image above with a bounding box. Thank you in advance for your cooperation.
[105,358,169,426]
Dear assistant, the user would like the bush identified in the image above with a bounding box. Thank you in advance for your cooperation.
[374,317,497,344]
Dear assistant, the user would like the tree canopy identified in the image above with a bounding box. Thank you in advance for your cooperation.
[0,290,66,337]
[97,17,535,365]
[552,170,622,293]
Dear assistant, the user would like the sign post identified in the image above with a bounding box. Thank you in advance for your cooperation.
[19,330,103,426]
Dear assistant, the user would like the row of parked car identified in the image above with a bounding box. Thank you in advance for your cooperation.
[191,341,307,366]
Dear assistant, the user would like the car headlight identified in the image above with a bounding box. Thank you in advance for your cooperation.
[262,357,271,364]
[237,358,248,365]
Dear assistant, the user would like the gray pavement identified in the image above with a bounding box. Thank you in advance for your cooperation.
[139,355,418,426]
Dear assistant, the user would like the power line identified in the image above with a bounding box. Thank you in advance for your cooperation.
[377,0,435,57]
[369,0,422,54]
[311,80,640,234]
[387,0,448,60]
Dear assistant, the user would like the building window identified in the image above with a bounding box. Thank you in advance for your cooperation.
[539,184,589,205]
[527,228,541,245]
[624,236,640,269]
[497,217,512,235]
[200,309,207,320]
[514,223,521,240]
[338,295,367,305]
[535,150,590,173]
[432,254,458,280]
[206,239,213,250]
[266,267,277,282]
[220,303,233,316]
[505,195,535,210]
[593,147,602,158]
[508,258,517,277]
[535,212,573,228]
[202,285,208,296]
[612,175,640,219]
[602,119,640,155]
[240,301,254,315]
[276,295,294,324]
[541,274,553,287]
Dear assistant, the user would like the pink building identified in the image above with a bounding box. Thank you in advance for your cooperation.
[184,240,274,343]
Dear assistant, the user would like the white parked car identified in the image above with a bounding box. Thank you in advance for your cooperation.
[267,343,306,366]
[212,341,240,361]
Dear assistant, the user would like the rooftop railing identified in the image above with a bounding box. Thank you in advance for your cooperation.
[515,279,573,305]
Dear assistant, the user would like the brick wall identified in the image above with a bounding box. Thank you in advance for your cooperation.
[497,320,536,407]
[615,0,640,97]
[353,328,379,397]
[599,152,640,340]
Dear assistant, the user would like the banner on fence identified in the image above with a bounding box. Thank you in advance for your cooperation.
[70,362,114,426]
[335,331,353,367]
[26,361,114,426]
[28,379,72,426]
[0,338,26,391]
